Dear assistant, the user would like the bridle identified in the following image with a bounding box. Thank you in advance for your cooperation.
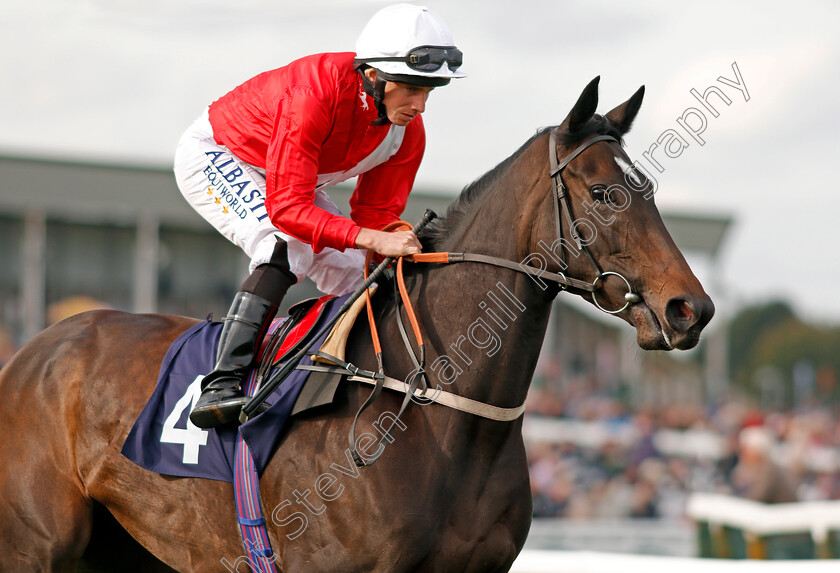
[254,129,646,467]
[547,129,640,314]
[410,127,641,314]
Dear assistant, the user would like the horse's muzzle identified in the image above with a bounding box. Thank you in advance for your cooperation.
[664,295,715,349]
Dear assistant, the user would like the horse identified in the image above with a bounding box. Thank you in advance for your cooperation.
[0,77,713,572]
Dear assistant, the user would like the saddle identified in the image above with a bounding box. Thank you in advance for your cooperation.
[121,291,369,482]
[260,291,373,416]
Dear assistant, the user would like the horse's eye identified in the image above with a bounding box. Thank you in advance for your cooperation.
[590,186,610,203]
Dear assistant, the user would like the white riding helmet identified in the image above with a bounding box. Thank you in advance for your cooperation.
[355,4,466,88]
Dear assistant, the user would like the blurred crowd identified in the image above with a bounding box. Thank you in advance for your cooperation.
[4,313,839,524]
[525,383,840,519]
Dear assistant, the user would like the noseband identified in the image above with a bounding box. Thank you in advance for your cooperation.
[547,129,639,314]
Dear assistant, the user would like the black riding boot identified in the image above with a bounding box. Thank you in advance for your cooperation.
[189,239,296,428]
[188,292,278,428]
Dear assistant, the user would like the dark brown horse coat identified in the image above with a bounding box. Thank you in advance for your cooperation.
[0,78,713,572]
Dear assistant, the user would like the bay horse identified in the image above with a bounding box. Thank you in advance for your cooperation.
[0,77,713,572]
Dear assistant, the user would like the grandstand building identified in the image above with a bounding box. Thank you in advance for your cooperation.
[0,154,730,405]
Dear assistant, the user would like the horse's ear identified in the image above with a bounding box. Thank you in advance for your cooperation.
[561,76,600,133]
[605,85,645,136]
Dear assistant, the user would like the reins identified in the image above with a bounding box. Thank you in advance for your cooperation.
[339,130,644,465]
[402,131,641,309]
[342,220,434,467]
[407,251,595,293]
[248,129,644,466]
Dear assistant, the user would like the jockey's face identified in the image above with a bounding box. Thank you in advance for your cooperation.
[381,81,433,126]
[364,68,434,126]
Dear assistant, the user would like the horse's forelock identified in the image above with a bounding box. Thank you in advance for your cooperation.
[557,114,624,147]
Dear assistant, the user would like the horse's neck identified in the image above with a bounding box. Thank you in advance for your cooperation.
[436,135,549,261]
[422,271,551,410]
[414,141,553,409]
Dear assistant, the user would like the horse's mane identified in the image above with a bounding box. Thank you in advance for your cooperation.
[420,128,549,250]
[420,115,622,251]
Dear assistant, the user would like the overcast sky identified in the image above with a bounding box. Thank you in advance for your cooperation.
[2,0,839,323]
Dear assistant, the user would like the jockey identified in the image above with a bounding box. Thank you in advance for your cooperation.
[173,4,465,429]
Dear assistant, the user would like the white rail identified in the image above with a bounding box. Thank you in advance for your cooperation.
[686,493,840,545]
[510,549,840,572]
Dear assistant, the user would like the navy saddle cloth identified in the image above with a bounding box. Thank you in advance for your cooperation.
[121,294,348,483]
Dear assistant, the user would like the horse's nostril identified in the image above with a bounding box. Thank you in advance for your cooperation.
[676,300,693,320]
[665,298,696,331]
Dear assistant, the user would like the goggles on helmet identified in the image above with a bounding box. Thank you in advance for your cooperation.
[356,45,463,73]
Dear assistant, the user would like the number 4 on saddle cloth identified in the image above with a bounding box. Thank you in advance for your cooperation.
[121,292,359,482]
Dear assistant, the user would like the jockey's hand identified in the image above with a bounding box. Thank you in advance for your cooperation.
[355,228,422,257]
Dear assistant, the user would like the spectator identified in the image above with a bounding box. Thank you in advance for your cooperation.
[732,426,798,504]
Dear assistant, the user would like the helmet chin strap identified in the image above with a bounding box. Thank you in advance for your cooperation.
[359,68,390,126]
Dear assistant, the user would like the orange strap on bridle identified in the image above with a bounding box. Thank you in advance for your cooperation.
[406,252,451,264]
[363,221,426,368]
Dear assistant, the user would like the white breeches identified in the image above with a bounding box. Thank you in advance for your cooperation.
[173,110,366,296]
